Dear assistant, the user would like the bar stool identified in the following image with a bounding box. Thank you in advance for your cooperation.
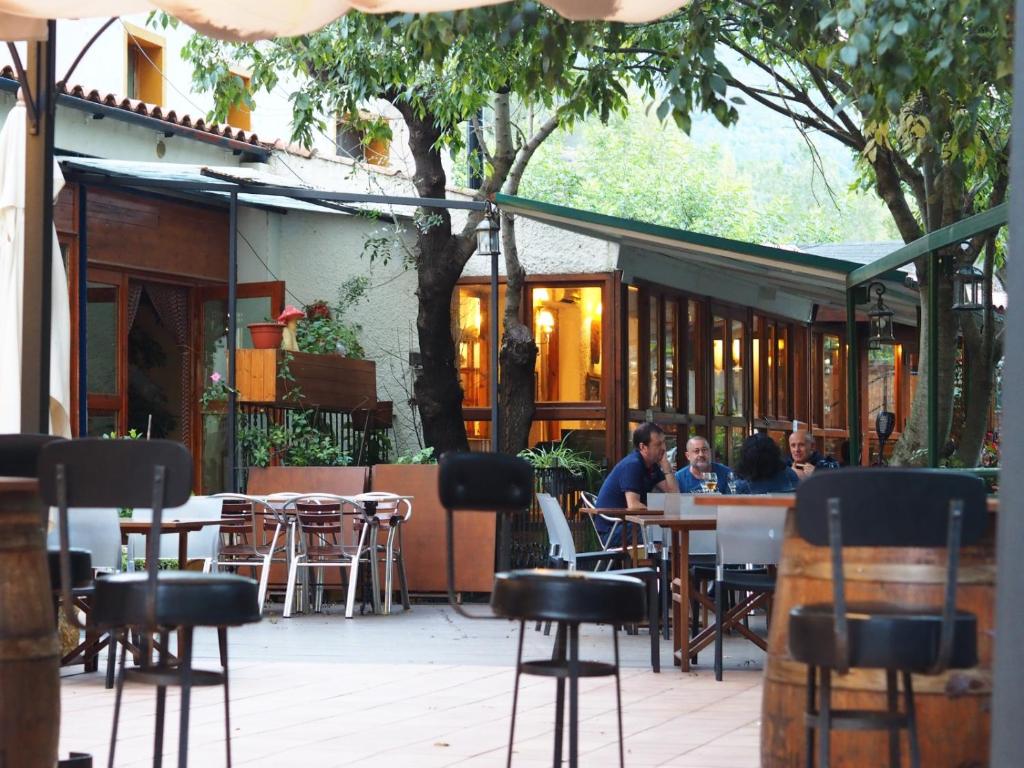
[40,439,261,768]
[440,452,647,768]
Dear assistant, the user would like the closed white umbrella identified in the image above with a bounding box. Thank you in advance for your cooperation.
[0,99,71,437]
[2,1,686,41]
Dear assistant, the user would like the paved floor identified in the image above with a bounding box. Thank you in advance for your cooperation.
[58,603,765,767]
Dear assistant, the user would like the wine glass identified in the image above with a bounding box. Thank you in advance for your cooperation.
[701,472,719,493]
[727,471,739,494]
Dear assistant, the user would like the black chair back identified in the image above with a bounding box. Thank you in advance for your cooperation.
[795,467,987,674]
[795,468,987,548]
[38,439,193,631]
[439,451,534,513]
[439,452,533,618]
[0,433,65,477]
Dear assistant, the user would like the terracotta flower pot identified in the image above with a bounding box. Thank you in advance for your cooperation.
[247,322,284,349]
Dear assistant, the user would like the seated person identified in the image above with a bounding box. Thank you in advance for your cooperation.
[787,430,840,482]
[674,435,732,494]
[593,422,678,546]
[734,433,800,494]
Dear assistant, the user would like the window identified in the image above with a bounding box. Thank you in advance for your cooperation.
[227,73,251,131]
[820,334,844,429]
[533,285,603,403]
[686,300,702,414]
[627,286,639,409]
[453,285,506,407]
[124,24,164,105]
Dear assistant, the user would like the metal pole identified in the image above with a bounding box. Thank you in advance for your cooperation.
[927,251,939,467]
[490,247,500,451]
[227,192,238,492]
[845,289,860,465]
[77,184,88,436]
[991,0,1024,759]
[21,20,56,433]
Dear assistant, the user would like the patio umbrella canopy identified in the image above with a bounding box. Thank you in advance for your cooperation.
[0,0,686,41]
[0,100,71,437]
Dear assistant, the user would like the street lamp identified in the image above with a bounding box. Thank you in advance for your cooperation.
[867,282,896,347]
[476,206,501,452]
[953,263,985,312]
[475,210,500,256]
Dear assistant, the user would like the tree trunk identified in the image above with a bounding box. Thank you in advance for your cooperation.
[954,237,1000,466]
[498,212,537,454]
[890,260,959,465]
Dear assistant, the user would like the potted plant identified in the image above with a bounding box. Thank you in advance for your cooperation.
[518,433,602,496]
[247,319,284,349]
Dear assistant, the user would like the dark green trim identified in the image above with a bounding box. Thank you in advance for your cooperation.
[847,203,1008,288]
[846,291,861,466]
[927,254,940,468]
[497,193,906,281]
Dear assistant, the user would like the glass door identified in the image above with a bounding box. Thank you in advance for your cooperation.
[84,268,125,436]
[197,282,284,492]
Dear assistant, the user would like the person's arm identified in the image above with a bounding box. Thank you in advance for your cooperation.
[624,491,645,510]
[654,456,678,492]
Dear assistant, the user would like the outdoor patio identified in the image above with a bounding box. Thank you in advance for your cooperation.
[58,604,764,767]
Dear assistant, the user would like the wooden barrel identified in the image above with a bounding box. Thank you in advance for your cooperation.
[762,508,995,768]
[0,479,60,767]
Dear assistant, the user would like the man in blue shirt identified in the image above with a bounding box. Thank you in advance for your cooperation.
[674,435,732,494]
[594,422,678,545]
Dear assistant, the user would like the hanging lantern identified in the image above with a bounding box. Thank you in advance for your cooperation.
[867,282,896,346]
[475,210,500,256]
[952,264,984,312]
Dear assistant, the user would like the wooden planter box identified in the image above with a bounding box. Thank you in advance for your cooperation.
[236,349,376,410]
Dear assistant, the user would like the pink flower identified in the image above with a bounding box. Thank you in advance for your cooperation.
[210,372,222,383]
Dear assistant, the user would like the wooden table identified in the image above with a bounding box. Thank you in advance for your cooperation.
[119,518,225,570]
[0,477,59,767]
[627,508,717,672]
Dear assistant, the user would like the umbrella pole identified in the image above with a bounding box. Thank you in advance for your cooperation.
[21,19,56,433]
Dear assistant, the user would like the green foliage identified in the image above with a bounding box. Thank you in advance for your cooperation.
[394,446,436,464]
[518,433,601,479]
[518,106,897,244]
[295,277,368,358]
[239,409,352,468]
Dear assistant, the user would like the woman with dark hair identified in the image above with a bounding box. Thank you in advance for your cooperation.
[734,433,800,494]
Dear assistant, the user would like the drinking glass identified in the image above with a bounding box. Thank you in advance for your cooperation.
[701,472,719,493]
[727,472,739,494]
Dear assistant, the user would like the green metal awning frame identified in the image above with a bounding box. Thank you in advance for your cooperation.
[844,202,1008,467]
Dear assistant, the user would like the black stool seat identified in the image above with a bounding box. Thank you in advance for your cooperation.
[93,572,261,628]
[491,569,646,625]
[48,548,92,591]
[790,603,978,671]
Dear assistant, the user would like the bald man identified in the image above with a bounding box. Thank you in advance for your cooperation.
[787,431,839,481]
[674,435,733,494]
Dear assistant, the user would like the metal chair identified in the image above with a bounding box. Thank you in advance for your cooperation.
[352,491,412,614]
[580,489,622,551]
[712,503,786,680]
[210,493,287,613]
[281,493,377,619]
[441,452,647,768]
[40,438,261,768]
[789,469,986,768]
[537,492,660,672]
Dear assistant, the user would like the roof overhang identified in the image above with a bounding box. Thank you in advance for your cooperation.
[496,193,919,324]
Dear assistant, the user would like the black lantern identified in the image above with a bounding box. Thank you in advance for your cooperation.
[952,263,984,312]
[866,282,896,346]
[475,209,500,256]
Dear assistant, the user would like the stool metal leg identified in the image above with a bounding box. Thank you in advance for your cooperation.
[154,629,170,768]
[804,665,816,768]
[647,574,659,673]
[107,631,129,768]
[885,669,900,768]
[903,671,921,768]
[817,667,831,768]
[506,621,526,768]
[177,627,194,768]
[613,628,624,768]
[219,628,233,768]
[552,623,567,767]
[568,623,580,768]
[396,525,411,610]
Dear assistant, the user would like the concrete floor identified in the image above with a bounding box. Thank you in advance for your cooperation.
[58,601,765,767]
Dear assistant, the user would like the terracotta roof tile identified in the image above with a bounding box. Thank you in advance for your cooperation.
[0,64,264,147]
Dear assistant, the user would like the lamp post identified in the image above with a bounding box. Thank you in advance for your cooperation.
[475,207,501,451]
